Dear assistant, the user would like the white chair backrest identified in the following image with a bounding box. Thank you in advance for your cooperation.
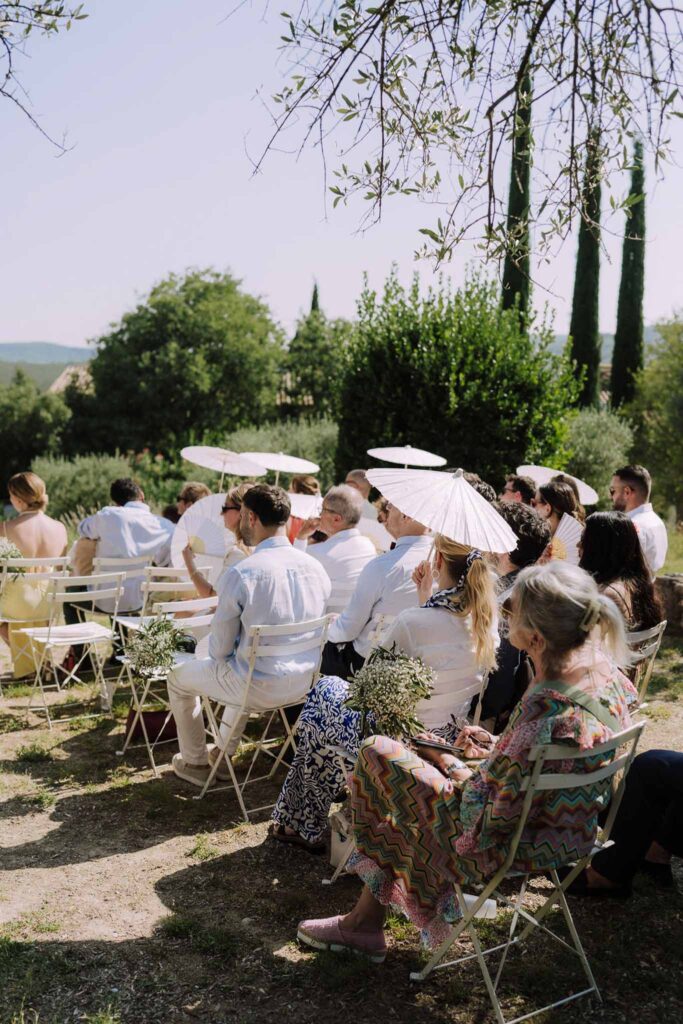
[48,571,126,608]
[144,565,212,581]
[93,555,150,583]
[152,595,219,616]
[625,619,667,702]
[523,722,645,847]
[1,556,69,571]
[326,580,358,613]
[245,614,334,688]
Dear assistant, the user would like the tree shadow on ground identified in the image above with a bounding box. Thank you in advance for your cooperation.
[2,838,682,1024]
[0,719,284,869]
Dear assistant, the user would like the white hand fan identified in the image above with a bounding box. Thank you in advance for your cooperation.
[550,514,583,564]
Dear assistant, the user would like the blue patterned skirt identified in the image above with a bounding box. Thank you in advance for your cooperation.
[271,675,363,843]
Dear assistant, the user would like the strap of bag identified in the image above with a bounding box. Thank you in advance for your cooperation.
[532,679,622,733]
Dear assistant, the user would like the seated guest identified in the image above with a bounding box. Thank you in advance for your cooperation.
[344,469,372,501]
[182,482,254,599]
[477,501,551,730]
[610,464,668,573]
[76,478,174,612]
[0,472,68,671]
[176,482,211,517]
[463,472,496,504]
[568,748,683,896]
[166,485,331,788]
[288,474,321,543]
[579,511,662,630]
[297,561,636,960]
[320,503,433,679]
[271,535,498,851]
[295,485,376,609]
[499,474,536,505]
[532,479,584,536]
[551,473,586,514]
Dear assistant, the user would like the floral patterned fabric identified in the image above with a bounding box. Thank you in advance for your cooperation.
[349,666,637,948]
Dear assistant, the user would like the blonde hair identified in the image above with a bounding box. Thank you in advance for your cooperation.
[225,482,255,549]
[178,481,211,505]
[8,472,48,511]
[434,534,498,672]
[513,561,631,676]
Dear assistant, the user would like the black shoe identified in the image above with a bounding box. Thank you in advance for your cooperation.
[558,866,631,899]
[639,860,675,888]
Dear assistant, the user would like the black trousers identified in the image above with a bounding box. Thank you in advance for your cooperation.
[319,640,366,682]
[592,749,683,884]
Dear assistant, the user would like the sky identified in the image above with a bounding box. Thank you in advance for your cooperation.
[2,0,683,350]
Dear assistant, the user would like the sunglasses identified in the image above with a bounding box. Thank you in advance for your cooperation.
[221,504,240,513]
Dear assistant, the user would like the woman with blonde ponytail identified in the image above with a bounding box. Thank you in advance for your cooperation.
[297,561,638,961]
[271,533,499,852]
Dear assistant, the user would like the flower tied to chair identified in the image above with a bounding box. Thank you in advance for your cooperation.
[578,597,602,632]
[422,549,483,613]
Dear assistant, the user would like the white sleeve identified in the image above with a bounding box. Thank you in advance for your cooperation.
[208,568,243,661]
[327,558,380,644]
[78,511,101,539]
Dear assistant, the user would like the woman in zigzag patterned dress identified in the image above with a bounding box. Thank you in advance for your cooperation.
[297,561,637,960]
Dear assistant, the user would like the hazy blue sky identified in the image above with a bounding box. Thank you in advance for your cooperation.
[3,0,682,349]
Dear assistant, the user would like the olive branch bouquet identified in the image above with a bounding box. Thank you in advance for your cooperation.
[124,617,189,677]
[345,644,435,741]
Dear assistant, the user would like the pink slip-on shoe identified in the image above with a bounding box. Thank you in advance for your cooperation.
[297,915,387,963]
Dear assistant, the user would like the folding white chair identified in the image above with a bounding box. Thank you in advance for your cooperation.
[0,557,69,693]
[116,595,218,773]
[367,613,395,650]
[322,667,491,885]
[625,619,667,708]
[326,580,358,615]
[19,572,125,728]
[409,721,646,1024]
[196,614,334,818]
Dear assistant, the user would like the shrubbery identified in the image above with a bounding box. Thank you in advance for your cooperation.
[29,418,339,522]
[564,409,634,505]
[335,271,579,485]
[32,453,131,520]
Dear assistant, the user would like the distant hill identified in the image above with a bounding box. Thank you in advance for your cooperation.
[0,361,76,390]
[0,342,91,365]
[550,325,659,362]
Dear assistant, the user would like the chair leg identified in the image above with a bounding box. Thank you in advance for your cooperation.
[492,876,528,993]
[455,886,507,1024]
[549,869,601,1000]
[321,836,357,886]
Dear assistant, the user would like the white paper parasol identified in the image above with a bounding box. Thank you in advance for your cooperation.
[550,514,583,565]
[367,444,447,468]
[367,467,518,552]
[517,464,599,506]
[171,492,233,580]
[181,446,267,490]
[287,492,323,520]
[242,451,320,485]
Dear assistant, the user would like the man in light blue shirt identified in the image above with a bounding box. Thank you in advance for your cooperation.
[77,478,175,612]
[321,503,432,678]
[167,485,331,788]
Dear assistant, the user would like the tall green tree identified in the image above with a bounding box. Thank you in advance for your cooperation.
[63,269,285,455]
[285,285,352,419]
[0,370,70,490]
[501,72,533,325]
[628,314,683,517]
[569,134,602,407]
[336,271,579,483]
[611,141,646,407]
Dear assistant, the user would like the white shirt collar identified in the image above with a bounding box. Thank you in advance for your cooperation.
[627,502,653,517]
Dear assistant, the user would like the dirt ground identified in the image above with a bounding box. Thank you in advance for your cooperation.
[1,640,682,1024]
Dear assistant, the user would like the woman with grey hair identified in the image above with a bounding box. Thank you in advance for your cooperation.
[296,561,638,962]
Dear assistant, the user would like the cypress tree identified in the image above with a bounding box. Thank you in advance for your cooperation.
[569,132,602,407]
[501,71,533,325]
[310,282,320,313]
[611,141,646,407]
